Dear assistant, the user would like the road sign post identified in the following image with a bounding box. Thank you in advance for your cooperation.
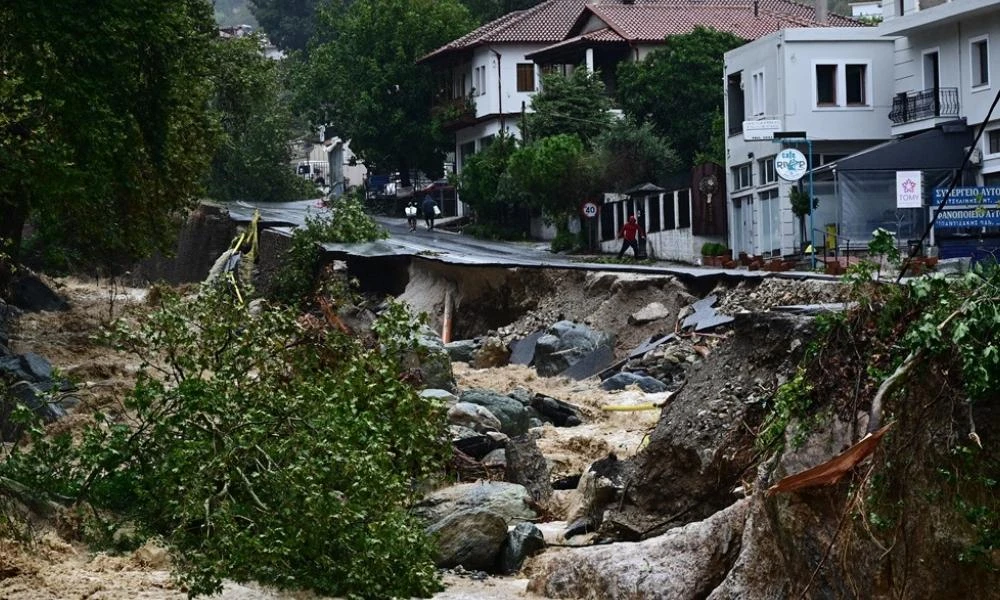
[581,201,599,250]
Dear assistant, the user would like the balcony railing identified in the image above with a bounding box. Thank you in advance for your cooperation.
[889,87,959,125]
[431,95,477,130]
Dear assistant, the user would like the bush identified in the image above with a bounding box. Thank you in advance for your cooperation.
[270,191,387,306]
[1,285,448,598]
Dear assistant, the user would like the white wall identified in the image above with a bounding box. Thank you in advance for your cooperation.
[724,29,894,257]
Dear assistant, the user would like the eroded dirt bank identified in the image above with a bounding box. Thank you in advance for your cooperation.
[13,263,970,600]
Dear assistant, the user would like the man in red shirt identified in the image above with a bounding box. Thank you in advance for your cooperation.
[617,215,646,259]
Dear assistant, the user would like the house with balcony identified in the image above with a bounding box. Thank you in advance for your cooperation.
[420,0,859,244]
[777,0,1000,262]
[723,27,895,259]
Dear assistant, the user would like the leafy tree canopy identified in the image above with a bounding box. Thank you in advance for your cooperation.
[524,69,613,147]
[301,0,475,186]
[206,35,314,203]
[506,134,597,222]
[1,284,447,598]
[0,0,219,271]
[593,119,680,193]
[617,26,745,168]
[248,0,340,53]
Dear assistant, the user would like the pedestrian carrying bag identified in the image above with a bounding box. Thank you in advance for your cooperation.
[404,205,417,217]
[433,205,441,216]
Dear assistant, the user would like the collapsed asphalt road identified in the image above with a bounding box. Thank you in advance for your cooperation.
[218,199,835,283]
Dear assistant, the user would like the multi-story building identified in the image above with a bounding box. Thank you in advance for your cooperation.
[724,27,895,258]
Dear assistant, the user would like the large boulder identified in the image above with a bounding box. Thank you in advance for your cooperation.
[533,321,611,377]
[528,499,750,598]
[428,509,509,571]
[472,335,511,369]
[498,522,546,574]
[444,339,479,364]
[448,402,503,433]
[601,371,669,394]
[459,389,530,437]
[10,273,68,312]
[412,481,538,526]
[504,435,552,505]
[531,393,583,427]
[405,326,455,391]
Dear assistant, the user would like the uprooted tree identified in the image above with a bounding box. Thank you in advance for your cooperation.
[0,285,449,598]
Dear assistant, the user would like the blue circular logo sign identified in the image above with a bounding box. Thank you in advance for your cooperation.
[775,148,808,181]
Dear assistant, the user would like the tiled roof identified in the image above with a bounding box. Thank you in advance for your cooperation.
[421,0,862,63]
[587,0,861,43]
[419,0,589,63]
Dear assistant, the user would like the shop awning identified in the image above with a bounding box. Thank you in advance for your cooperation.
[811,121,973,176]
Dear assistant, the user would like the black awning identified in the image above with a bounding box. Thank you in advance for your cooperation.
[813,121,973,175]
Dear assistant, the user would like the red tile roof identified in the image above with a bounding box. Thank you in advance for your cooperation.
[421,0,863,63]
[587,0,860,43]
[419,0,589,63]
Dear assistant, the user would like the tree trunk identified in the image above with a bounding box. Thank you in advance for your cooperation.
[0,194,28,260]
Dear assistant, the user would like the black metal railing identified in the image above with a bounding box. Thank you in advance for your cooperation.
[889,87,959,125]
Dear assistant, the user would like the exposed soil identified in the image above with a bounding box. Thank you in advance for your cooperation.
[0,270,845,599]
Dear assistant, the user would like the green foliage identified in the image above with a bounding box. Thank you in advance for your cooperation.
[592,119,680,193]
[206,35,315,203]
[299,0,475,186]
[789,186,819,219]
[524,69,613,147]
[458,132,528,230]
[550,228,577,253]
[271,191,387,305]
[700,242,728,257]
[693,111,726,166]
[2,285,448,598]
[1,0,220,271]
[757,369,815,450]
[248,0,328,52]
[617,26,746,167]
[506,134,597,223]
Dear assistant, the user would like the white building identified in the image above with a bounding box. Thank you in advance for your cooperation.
[723,27,895,258]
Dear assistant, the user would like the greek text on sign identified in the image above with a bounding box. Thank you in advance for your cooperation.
[742,119,782,141]
[775,148,807,181]
[581,202,599,218]
[932,186,1000,206]
[896,171,922,209]
[934,207,1000,229]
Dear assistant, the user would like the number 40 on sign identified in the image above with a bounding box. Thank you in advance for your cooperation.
[581,201,599,218]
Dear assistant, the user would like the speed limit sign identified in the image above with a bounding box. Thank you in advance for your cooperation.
[581,201,599,219]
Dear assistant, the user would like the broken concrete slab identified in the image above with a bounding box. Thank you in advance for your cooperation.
[771,303,848,316]
[627,333,677,360]
[560,343,614,381]
[628,302,671,325]
[681,294,734,332]
[509,331,543,365]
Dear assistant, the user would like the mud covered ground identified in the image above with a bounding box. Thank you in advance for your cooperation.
[1,272,845,599]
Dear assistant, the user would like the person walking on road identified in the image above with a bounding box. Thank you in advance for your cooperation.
[421,194,438,230]
[617,215,646,259]
[404,201,418,232]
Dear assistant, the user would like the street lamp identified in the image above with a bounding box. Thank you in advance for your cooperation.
[773,131,815,268]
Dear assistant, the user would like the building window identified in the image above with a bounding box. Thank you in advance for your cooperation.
[516,63,535,92]
[846,64,867,105]
[480,134,495,150]
[988,130,1000,155]
[678,189,691,228]
[726,72,745,135]
[759,188,781,256]
[759,156,777,185]
[972,37,989,88]
[751,70,765,116]
[815,62,871,107]
[733,163,752,191]
[816,64,837,105]
[460,141,475,167]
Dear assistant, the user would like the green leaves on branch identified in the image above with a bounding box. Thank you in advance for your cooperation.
[3,285,447,598]
[524,70,612,146]
[271,191,388,306]
[617,26,745,167]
